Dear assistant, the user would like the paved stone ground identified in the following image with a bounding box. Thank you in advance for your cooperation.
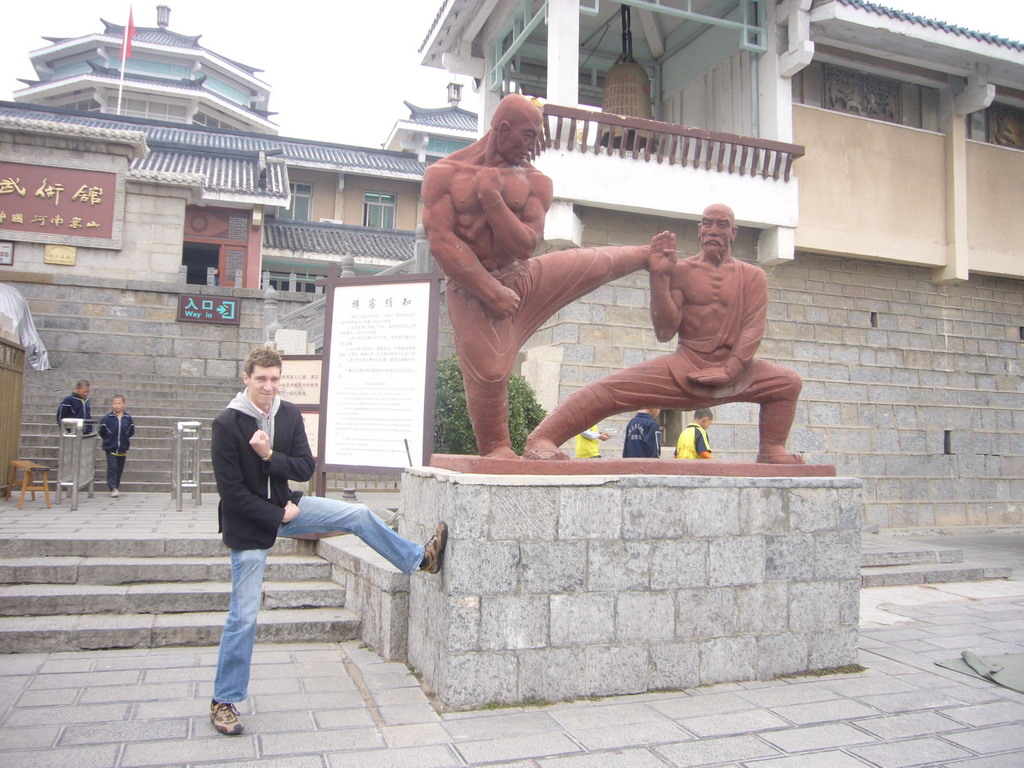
[1,493,1023,767]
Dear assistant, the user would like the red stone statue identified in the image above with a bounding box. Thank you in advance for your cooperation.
[524,204,804,463]
[423,94,668,458]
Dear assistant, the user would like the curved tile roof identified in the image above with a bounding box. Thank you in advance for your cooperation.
[403,101,478,132]
[837,0,1024,51]
[263,220,415,261]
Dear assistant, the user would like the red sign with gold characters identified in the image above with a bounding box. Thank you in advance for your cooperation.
[0,161,117,241]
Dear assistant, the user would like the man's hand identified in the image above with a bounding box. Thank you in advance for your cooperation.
[598,432,610,441]
[648,231,676,276]
[249,430,271,459]
[688,366,736,387]
[282,501,300,523]
[474,167,505,207]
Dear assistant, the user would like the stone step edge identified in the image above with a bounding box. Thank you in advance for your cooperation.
[0,536,323,558]
[0,608,361,652]
[0,580,345,616]
[861,562,1013,587]
[861,549,964,567]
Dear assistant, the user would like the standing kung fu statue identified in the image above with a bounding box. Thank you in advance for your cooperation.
[423,93,670,458]
[524,203,804,464]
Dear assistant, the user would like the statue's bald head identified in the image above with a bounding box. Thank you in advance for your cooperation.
[702,203,735,224]
[491,94,542,130]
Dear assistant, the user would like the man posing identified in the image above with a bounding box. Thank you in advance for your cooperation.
[525,204,802,463]
[209,346,447,736]
[423,93,670,458]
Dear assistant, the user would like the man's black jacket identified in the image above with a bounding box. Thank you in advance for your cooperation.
[211,400,315,550]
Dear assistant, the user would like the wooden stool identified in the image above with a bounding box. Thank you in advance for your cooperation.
[5,460,52,509]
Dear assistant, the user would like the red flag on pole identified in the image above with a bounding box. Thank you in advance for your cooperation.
[121,8,135,63]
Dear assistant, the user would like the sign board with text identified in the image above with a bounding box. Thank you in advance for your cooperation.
[175,294,240,325]
[318,272,440,474]
[0,156,125,249]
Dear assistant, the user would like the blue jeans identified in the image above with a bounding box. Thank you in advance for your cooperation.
[105,452,126,490]
[212,496,424,704]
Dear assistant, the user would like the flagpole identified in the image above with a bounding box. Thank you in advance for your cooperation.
[116,7,134,116]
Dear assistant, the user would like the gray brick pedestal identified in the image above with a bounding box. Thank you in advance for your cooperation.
[401,468,862,711]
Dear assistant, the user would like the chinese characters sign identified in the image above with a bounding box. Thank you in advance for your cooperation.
[321,278,439,472]
[279,358,322,406]
[0,161,119,246]
[176,294,240,325]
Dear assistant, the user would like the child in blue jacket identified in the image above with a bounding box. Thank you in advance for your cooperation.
[98,395,135,498]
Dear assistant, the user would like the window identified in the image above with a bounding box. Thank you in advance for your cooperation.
[792,63,938,131]
[967,103,1024,149]
[284,182,313,221]
[119,98,188,123]
[363,192,397,229]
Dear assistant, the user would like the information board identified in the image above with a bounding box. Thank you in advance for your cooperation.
[318,274,439,473]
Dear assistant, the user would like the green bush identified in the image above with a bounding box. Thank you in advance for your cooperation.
[433,354,546,455]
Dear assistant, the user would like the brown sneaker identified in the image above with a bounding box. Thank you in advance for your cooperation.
[210,699,244,735]
[419,522,448,574]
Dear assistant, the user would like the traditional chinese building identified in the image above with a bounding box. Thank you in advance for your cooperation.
[420,0,1024,528]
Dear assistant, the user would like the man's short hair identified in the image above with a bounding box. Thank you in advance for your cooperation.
[244,346,283,376]
[75,379,90,389]
[111,394,125,403]
[695,407,714,421]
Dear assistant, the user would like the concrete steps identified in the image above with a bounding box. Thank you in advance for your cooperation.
[0,534,360,653]
[860,534,1012,587]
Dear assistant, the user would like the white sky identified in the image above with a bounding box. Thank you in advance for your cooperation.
[2,1,1022,149]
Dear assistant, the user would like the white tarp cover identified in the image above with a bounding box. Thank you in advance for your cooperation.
[0,283,50,370]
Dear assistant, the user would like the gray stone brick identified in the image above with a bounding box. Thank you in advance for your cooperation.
[449,483,491,540]
[734,583,789,634]
[587,541,651,591]
[622,488,689,539]
[808,627,859,669]
[708,537,765,586]
[520,541,586,593]
[789,582,841,631]
[2,744,120,768]
[656,734,781,766]
[518,647,586,702]
[684,489,744,537]
[490,487,558,540]
[559,488,623,539]
[480,595,549,650]
[445,541,519,596]
[615,592,675,642]
[551,593,615,646]
[812,531,860,580]
[445,595,481,652]
[650,539,708,589]
[757,632,809,677]
[677,587,735,639]
[650,641,700,690]
[700,636,757,684]
[789,488,840,532]
[765,534,814,580]
[739,487,789,534]
[584,644,649,696]
[438,651,519,709]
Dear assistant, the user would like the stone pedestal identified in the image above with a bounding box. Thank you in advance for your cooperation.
[401,468,862,711]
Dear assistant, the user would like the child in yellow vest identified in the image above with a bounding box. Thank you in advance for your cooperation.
[676,408,714,459]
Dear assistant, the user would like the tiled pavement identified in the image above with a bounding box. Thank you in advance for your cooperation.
[1,493,1023,767]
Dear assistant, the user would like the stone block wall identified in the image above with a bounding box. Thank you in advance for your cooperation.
[5,272,311,378]
[402,468,862,711]
[521,207,1024,529]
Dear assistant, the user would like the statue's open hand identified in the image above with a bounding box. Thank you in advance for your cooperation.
[648,231,676,275]
[474,167,505,205]
[688,366,734,387]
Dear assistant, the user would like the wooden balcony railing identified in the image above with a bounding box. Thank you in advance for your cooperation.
[540,104,805,182]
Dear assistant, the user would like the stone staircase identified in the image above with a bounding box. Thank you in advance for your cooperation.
[860,534,1013,587]
[0,534,360,653]
[18,367,242,495]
